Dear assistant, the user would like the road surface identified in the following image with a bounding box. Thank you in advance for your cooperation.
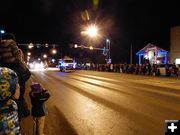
[21,69,180,135]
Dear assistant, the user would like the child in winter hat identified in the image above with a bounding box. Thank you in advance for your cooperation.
[30,83,50,135]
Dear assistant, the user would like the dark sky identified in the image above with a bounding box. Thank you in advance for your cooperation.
[1,0,180,63]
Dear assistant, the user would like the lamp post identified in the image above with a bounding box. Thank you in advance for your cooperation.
[27,52,31,56]
[106,39,111,63]
[52,49,57,54]
[80,24,98,61]
[43,54,47,59]
[0,29,5,40]
[81,25,112,63]
[86,25,98,38]
[51,44,57,55]
[28,43,34,49]
[81,24,99,45]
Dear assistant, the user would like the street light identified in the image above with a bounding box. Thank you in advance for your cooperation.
[86,25,98,38]
[51,48,57,54]
[74,44,78,48]
[43,54,47,59]
[0,30,5,34]
[81,24,99,51]
[106,39,110,43]
[0,29,5,40]
[28,43,34,49]
[81,24,99,39]
[27,56,30,61]
[89,46,93,50]
[45,43,49,47]
[106,39,111,64]
[27,52,31,56]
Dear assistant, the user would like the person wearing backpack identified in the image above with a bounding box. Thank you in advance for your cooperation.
[0,35,31,118]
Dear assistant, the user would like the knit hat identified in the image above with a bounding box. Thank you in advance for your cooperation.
[1,33,16,41]
[0,67,18,101]
[31,83,44,93]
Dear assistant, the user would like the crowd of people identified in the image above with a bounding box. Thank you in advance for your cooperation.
[83,63,180,77]
[0,35,50,135]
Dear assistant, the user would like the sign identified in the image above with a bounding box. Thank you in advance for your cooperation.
[165,120,180,134]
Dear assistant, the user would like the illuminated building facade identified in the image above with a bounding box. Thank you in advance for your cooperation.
[136,43,169,65]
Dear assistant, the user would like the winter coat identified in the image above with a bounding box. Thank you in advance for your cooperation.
[29,90,50,117]
[0,39,23,65]
[0,39,30,83]
[0,99,20,135]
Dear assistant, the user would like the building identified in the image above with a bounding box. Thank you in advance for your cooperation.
[170,26,180,64]
[136,43,169,65]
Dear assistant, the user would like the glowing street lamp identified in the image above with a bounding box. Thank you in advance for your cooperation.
[27,56,30,62]
[74,44,78,48]
[27,52,31,56]
[86,25,98,38]
[27,56,30,59]
[80,24,99,50]
[28,43,34,49]
[0,29,5,40]
[43,54,47,59]
[106,39,110,43]
[45,43,49,47]
[0,30,5,34]
[81,24,99,39]
[106,38,111,63]
[51,48,57,54]
[89,46,93,50]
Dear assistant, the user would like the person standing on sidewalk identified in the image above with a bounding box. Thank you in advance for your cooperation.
[29,83,50,135]
[0,35,30,118]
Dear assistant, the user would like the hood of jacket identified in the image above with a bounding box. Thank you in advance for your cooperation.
[0,39,17,47]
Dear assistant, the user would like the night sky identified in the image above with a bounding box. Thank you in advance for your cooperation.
[1,0,180,63]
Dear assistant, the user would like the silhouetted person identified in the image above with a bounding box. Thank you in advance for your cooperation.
[30,83,50,135]
[0,35,30,118]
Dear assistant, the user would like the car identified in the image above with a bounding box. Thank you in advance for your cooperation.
[58,57,76,72]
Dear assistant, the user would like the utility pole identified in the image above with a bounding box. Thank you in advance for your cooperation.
[130,44,132,64]
[106,39,111,64]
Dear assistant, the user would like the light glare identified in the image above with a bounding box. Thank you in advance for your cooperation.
[86,26,98,37]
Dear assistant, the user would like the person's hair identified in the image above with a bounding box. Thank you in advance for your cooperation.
[1,33,16,41]
[31,83,44,93]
